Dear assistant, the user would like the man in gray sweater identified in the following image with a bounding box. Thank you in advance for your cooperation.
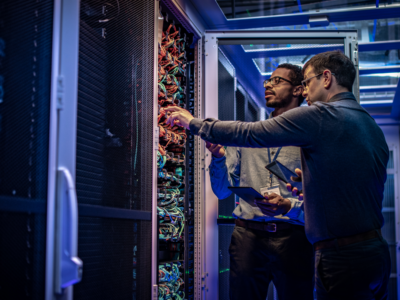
[206,64,314,300]
[165,51,391,299]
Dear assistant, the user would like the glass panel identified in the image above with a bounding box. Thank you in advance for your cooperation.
[251,18,400,43]
[360,75,399,86]
[0,0,53,298]
[359,50,400,68]
[360,91,395,102]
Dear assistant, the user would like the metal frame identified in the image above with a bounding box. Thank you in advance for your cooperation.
[360,66,400,76]
[215,30,358,109]
[202,29,358,299]
[202,34,220,300]
[194,38,206,300]
[359,40,400,52]
[45,0,61,297]
[47,0,81,299]
[152,2,161,297]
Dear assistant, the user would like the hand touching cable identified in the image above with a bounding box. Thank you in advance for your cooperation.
[164,106,194,129]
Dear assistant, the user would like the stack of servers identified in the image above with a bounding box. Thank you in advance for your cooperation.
[157,17,189,300]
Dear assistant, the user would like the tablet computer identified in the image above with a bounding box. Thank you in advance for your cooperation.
[265,160,302,191]
[228,187,265,207]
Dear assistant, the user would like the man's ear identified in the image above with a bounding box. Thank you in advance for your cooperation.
[323,71,333,89]
[293,85,303,97]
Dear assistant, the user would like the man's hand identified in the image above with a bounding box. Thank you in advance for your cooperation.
[164,106,194,129]
[254,193,292,216]
[286,168,303,200]
[206,141,225,158]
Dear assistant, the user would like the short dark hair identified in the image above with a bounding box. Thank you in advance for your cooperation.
[276,63,304,106]
[302,50,355,91]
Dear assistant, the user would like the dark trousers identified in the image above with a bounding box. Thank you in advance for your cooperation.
[229,224,314,300]
[315,235,391,300]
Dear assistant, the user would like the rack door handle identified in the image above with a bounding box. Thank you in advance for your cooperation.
[55,167,83,293]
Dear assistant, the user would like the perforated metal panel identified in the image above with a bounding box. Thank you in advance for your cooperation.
[74,0,154,299]
[0,0,52,299]
[74,218,151,300]
[77,0,154,211]
[247,101,258,122]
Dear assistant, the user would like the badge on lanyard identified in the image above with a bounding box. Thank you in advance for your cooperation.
[260,185,281,198]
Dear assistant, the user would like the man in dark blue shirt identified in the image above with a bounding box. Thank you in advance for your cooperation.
[207,64,314,300]
[165,51,391,299]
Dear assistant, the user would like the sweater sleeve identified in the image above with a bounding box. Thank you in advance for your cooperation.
[189,106,321,149]
[208,147,241,200]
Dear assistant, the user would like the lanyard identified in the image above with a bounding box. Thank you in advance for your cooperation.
[267,147,282,187]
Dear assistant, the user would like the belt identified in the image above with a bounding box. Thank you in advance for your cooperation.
[235,218,293,233]
[314,229,381,251]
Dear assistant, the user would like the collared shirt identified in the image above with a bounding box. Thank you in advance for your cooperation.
[209,114,304,225]
[190,92,389,244]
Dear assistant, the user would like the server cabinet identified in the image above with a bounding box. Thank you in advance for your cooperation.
[1,0,203,299]
[155,2,202,299]
[0,1,55,299]
[68,0,157,299]
[203,30,359,299]
[2,0,158,299]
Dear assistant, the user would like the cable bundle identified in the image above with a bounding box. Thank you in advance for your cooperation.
[158,185,185,242]
[158,24,186,107]
[157,14,190,300]
[159,262,185,300]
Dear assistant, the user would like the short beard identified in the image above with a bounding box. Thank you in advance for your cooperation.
[266,97,291,108]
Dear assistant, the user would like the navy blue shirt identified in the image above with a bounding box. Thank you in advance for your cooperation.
[190,92,389,244]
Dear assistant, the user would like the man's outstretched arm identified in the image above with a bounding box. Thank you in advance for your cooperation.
[164,106,321,149]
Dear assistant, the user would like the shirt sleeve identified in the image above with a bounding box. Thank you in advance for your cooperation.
[284,198,304,223]
[189,106,321,149]
[208,147,241,200]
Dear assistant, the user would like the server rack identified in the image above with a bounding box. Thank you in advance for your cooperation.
[156,3,198,299]
[0,0,203,299]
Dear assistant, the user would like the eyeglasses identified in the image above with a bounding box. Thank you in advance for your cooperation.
[301,72,336,88]
[263,76,293,88]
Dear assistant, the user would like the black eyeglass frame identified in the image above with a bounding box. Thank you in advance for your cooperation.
[301,72,336,88]
[263,76,294,88]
